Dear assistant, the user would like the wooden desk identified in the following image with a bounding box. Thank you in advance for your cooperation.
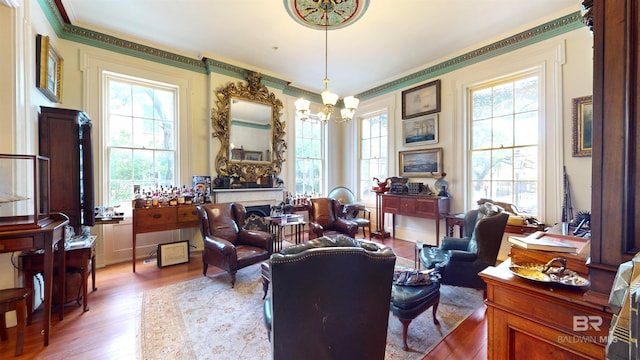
[132,205,199,272]
[20,235,96,321]
[381,194,449,245]
[480,260,610,359]
[0,213,68,346]
[446,213,544,237]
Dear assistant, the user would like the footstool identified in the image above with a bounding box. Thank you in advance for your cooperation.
[390,279,441,351]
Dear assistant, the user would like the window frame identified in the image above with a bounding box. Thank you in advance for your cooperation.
[466,69,543,216]
[102,71,180,213]
[293,115,327,196]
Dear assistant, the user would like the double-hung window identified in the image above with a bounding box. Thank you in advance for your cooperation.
[105,72,178,210]
[359,111,388,203]
[294,117,325,194]
[469,71,540,215]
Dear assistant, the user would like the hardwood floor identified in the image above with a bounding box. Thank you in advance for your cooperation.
[0,237,487,359]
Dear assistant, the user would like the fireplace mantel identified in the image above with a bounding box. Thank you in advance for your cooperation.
[212,188,284,207]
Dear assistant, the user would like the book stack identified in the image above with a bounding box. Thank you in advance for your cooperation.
[508,231,591,275]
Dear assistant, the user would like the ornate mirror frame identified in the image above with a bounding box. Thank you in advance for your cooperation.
[212,72,286,182]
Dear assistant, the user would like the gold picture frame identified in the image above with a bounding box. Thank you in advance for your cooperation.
[572,95,592,157]
[402,79,441,119]
[399,148,443,177]
[36,34,63,103]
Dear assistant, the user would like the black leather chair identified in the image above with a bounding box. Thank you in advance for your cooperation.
[197,203,274,287]
[420,202,509,289]
[263,235,396,360]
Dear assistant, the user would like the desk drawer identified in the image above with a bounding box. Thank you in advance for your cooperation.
[0,237,34,252]
[177,206,198,223]
[135,207,177,227]
[399,198,416,214]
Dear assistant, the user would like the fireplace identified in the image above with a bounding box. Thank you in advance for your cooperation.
[211,188,284,231]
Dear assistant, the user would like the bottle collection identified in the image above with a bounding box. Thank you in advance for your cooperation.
[132,185,211,208]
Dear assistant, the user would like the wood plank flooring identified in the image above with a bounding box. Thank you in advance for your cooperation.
[0,236,487,359]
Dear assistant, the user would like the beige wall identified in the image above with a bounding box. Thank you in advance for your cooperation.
[0,2,593,275]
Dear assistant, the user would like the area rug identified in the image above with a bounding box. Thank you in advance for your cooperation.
[139,259,483,360]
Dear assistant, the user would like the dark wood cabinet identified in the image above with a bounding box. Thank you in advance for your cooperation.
[380,194,449,245]
[586,0,640,304]
[39,107,94,232]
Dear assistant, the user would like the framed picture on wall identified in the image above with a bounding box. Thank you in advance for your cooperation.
[399,148,442,177]
[402,114,438,146]
[402,79,441,119]
[35,34,63,103]
[572,95,592,157]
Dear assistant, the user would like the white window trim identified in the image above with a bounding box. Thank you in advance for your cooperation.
[353,95,394,205]
[79,50,192,212]
[455,41,565,223]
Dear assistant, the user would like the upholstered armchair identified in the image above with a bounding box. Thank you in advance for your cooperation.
[263,236,396,359]
[328,186,372,239]
[196,203,274,287]
[307,197,358,239]
[420,202,509,288]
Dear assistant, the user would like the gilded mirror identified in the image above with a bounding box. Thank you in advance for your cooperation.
[212,72,285,182]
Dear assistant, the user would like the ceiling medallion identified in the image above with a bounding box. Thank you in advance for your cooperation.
[285,0,369,29]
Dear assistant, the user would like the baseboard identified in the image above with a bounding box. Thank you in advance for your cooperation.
[157,240,190,268]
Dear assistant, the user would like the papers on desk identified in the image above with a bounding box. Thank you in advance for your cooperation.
[508,231,590,254]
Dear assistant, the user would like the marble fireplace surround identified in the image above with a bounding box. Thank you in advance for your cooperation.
[211,188,284,215]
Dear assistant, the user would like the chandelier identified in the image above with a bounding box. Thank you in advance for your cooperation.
[294,0,360,124]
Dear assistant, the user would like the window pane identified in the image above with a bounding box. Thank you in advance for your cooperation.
[493,83,513,117]
[109,115,132,147]
[109,81,132,116]
[472,88,492,120]
[514,111,538,146]
[154,120,174,150]
[492,115,514,148]
[132,85,154,118]
[514,76,538,112]
[472,119,491,150]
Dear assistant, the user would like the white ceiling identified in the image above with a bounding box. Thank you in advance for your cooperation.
[59,0,581,96]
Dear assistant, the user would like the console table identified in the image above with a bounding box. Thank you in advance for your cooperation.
[0,213,68,347]
[380,194,449,245]
[480,260,611,359]
[132,205,199,272]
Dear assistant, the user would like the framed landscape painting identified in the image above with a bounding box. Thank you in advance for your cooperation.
[402,79,441,119]
[403,114,438,146]
[572,95,592,157]
[399,148,442,177]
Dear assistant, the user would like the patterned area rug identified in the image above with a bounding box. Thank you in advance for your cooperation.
[139,259,483,360]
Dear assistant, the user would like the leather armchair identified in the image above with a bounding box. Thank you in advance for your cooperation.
[328,186,372,239]
[420,202,509,288]
[196,203,274,287]
[263,235,396,359]
[306,197,358,239]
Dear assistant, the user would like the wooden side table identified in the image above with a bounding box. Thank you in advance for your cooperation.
[20,235,96,323]
[265,217,306,252]
[445,213,465,237]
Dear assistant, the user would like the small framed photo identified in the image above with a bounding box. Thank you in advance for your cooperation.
[402,114,438,146]
[572,95,592,157]
[243,150,263,161]
[402,79,441,119]
[36,34,63,103]
[399,148,443,177]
